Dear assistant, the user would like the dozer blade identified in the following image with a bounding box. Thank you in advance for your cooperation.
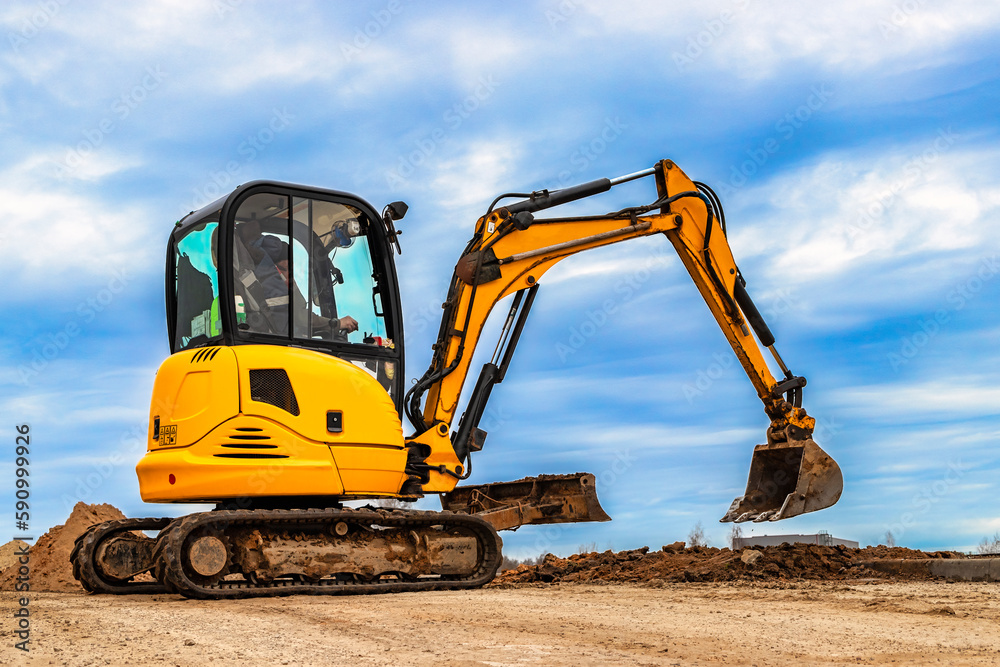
[442,472,612,532]
[720,437,843,523]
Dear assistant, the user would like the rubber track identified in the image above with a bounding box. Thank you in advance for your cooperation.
[159,508,503,599]
[70,517,174,595]
[150,521,182,594]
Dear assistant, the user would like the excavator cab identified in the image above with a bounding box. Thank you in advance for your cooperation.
[169,183,405,402]
[138,183,415,505]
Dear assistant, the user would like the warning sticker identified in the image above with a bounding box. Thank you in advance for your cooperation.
[161,425,178,447]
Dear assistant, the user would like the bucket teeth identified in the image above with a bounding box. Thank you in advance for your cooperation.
[720,436,843,523]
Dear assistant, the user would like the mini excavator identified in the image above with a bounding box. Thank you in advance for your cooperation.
[71,159,842,598]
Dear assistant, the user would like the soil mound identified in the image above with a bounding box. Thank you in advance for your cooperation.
[0,502,126,593]
[491,543,965,586]
[0,540,30,571]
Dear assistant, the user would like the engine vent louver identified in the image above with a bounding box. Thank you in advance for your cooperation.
[212,427,286,459]
[249,369,300,416]
[190,347,221,363]
[213,453,288,459]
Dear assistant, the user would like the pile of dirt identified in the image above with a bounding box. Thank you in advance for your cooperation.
[491,542,966,586]
[0,539,30,571]
[0,502,126,593]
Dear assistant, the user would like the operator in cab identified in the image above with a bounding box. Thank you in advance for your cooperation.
[256,236,358,336]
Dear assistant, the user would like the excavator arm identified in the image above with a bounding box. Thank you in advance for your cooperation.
[403,159,842,525]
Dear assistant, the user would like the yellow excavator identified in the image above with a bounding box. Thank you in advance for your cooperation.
[71,159,842,598]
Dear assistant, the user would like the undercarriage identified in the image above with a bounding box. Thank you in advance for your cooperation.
[71,508,502,599]
[71,473,615,599]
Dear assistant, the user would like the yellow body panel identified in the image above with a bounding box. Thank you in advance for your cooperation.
[233,345,403,447]
[137,415,346,502]
[329,445,410,496]
[137,344,407,502]
[406,427,464,493]
[148,347,240,449]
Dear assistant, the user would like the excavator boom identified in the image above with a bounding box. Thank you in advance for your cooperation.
[405,159,842,523]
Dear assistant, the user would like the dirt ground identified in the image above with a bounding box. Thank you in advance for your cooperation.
[3,505,997,665]
[3,580,999,666]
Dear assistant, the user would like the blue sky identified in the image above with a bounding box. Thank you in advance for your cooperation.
[1,1,998,558]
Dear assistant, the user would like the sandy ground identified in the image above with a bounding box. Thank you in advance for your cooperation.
[2,580,999,666]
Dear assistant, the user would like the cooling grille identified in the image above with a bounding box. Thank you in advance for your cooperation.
[249,369,300,416]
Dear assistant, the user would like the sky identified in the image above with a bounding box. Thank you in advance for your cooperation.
[1,0,998,559]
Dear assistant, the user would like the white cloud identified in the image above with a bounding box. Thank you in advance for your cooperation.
[429,138,525,212]
[571,0,1000,77]
[0,358,156,422]
[1,2,351,103]
[549,423,759,454]
[831,378,1000,422]
[0,155,156,287]
[53,150,144,183]
[959,516,1000,535]
[438,19,529,87]
[724,141,1000,313]
[538,234,685,286]
[0,2,537,114]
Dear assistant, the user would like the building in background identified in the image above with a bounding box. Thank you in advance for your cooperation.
[734,530,859,549]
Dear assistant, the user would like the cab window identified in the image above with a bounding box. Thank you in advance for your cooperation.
[231,193,388,346]
[173,220,220,350]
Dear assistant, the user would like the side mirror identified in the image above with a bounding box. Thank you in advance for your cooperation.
[381,201,408,255]
[385,201,408,221]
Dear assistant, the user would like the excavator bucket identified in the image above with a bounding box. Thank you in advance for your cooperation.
[442,472,612,532]
[721,437,843,523]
